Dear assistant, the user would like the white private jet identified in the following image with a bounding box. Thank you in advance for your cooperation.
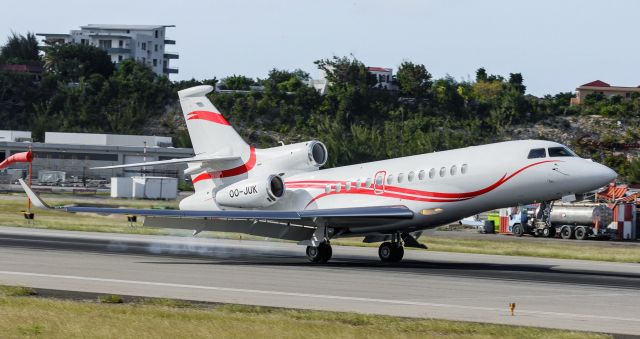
[20,85,617,263]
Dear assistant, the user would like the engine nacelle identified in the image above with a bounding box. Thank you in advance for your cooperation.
[215,175,285,208]
[262,140,328,172]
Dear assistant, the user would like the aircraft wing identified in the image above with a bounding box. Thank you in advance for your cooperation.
[18,179,413,221]
[90,154,240,170]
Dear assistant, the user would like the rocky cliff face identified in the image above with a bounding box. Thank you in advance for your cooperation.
[508,115,640,159]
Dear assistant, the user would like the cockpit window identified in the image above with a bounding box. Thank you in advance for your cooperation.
[548,147,576,157]
[527,148,546,159]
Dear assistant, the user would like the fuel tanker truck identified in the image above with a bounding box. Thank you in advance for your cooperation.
[511,202,614,240]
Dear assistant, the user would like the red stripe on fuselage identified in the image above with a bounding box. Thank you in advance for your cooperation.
[192,172,212,184]
[291,160,560,207]
[192,147,257,184]
[296,186,471,205]
[187,111,230,126]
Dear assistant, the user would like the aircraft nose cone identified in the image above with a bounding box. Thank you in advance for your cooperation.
[595,163,617,185]
[604,166,618,182]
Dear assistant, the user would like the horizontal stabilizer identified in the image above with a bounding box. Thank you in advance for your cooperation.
[91,154,240,170]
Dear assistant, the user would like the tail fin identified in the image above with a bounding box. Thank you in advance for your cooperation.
[178,85,249,156]
[178,85,253,193]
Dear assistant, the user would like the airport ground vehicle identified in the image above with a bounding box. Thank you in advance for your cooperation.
[511,202,614,240]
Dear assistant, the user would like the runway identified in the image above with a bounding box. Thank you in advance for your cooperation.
[0,226,639,335]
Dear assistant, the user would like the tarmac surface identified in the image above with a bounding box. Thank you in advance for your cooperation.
[0,226,639,336]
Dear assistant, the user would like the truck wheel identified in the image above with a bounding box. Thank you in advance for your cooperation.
[542,227,551,238]
[574,226,588,240]
[512,224,524,237]
[560,226,574,240]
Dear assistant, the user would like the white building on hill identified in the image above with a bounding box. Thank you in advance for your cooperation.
[37,24,178,77]
[309,66,398,94]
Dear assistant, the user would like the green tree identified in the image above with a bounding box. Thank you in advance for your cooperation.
[396,61,432,100]
[475,67,487,82]
[314,56,381,124]
[42,43,114,81]
[263,68,309,93]
[508,73,526,94]
[0,32,40,64]
[100,59,171,133]
[220,75,255,90]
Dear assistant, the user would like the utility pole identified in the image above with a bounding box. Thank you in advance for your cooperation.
[142,141,147,177]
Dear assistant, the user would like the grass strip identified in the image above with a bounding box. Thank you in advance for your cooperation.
[0,288,610,339]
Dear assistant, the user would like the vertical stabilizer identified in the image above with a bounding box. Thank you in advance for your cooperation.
[178,85,249,156]
[178,85,252,193]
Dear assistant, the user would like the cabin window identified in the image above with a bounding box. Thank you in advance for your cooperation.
[355,179,362,189]
[345,181,351,191]
[418,170,426,180]
[548,147,576,157]
[336,183,342,192]
[387,174,394,185]
[527,148,546,159]
[439,167,446,177]
[461,163,468,174]
[450,165,457,176]
[366,178,373,187]
[408,171,415,182]
[429,168,436,179]
[397,173,405,183]
[375,176,383,186]
[325,185,331,194]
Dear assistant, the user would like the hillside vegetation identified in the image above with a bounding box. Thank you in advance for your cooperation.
[1,32,639,182]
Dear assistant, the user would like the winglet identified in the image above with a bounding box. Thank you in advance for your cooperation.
[18,179,52,210]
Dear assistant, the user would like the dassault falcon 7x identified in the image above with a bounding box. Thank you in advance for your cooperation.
[20,85,617,263]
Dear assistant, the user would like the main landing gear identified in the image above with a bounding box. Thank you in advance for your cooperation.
[378,233,404,263]
[306,242,332,263]
[378,242,404,262]
[305,232,424,264]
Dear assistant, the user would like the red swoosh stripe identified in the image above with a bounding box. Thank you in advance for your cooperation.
[192,172,212,184]
[290,160,559,207]
[299,187,471,205]
[192,147,257,184]
[187,111,230,126]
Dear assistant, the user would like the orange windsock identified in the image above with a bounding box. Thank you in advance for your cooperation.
[0,150,33,169]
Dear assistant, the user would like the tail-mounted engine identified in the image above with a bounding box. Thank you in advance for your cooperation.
[307,140,328,167]
[215,175,285,208]
[260,140,328,173]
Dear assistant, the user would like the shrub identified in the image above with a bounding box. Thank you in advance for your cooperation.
[98,294,124,304]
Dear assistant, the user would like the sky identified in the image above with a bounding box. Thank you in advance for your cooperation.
[2,0,639,96]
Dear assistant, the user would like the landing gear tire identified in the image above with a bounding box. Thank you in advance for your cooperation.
[512,224,524,237]
[560,226,574,240]
[378,242,404,263]
[306,242,332,263]
[574,226,588,240]
[542,227,555,238]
